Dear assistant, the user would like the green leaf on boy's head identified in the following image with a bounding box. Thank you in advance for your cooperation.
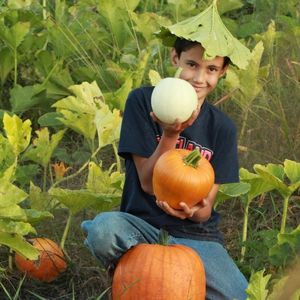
[156,1,251,70]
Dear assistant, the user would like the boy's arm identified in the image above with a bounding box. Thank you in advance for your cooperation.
[133,110,200,195]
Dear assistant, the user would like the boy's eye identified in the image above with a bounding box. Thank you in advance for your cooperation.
[208,67,218,72]
[186,62,197,68]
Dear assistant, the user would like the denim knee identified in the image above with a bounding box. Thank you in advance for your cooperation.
[81,211,144,268]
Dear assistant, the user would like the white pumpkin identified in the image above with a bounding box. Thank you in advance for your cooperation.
[151,77,198,124]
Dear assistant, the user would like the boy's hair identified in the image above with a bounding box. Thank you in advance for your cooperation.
[173,37,230,68]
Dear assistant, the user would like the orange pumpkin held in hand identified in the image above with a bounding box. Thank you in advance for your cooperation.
[15,238,67,282]
[153,149,215,209]
[112,234,206,300]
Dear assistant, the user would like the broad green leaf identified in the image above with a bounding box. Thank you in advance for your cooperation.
[254,164,289,197]
[94,106,122,149]
[0,232,39,260]
[240,168,274,200]
[215,182,250,205]
[38,112,64,127]
[148,69,162,86]
[0,181,28,208]
[157,1,251,69]
[49,187,120,215]
[52,81,104,140]
[29,182,52,211]
[0,134,15,178]
[129,11,170,42]
[0,220,36,235]
[3,113,31,156]
[0,21,30,50]
[86,162,124,193]
[24,209,53,224]
[0,48,14,84]
[269,225,300,267]
[23,128,66,168]
[9,84,47,114]
[284,160,300,184]
[7,0,32,9]
[105,76,133,111]
[245,269,271,300]
[217,0,244,15]
[0,204,27,220]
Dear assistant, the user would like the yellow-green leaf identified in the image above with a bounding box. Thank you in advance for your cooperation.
[3,113,31,156]
[0,181,28,208]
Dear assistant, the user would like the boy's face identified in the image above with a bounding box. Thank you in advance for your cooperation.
[171,44,227,105]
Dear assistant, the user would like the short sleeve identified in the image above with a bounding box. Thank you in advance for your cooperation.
[210,121,239,184]
[118,88,159,159]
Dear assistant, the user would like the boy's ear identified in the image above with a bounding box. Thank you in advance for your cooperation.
[220,64,229,77]
[170,48,179,66]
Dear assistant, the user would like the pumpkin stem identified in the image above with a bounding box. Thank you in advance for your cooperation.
[183,149,201,168]
[158,229,170,246]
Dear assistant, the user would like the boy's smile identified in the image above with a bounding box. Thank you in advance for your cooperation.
[171,44,227,106]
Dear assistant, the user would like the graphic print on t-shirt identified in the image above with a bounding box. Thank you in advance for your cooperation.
[156,135,213,161]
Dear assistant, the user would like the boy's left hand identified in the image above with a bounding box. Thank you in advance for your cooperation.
[156,199,208,221]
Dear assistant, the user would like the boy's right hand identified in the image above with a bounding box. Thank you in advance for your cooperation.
[150,104,200,136]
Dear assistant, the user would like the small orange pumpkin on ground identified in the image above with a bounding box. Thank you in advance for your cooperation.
[112,235,206,300]
[153,149,215,209]
[15,238,67,282]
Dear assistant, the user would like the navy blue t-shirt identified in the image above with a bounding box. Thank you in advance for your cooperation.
[118,86,239,244]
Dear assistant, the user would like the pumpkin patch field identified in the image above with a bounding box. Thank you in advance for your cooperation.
[0,1,299,299]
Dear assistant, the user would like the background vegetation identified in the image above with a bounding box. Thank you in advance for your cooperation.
[0,0,299,299]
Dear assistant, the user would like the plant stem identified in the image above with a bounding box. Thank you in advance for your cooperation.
[183,149,201,167]
[42,165,47,192]
[112,142,121,172]
[14,49,17,86]
[240,199,250,263]
[60,211,72,251]
[158,229,170,246]
[280,195,290,234]
[42,0,47,20]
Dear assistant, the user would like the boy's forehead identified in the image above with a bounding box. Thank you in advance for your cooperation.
[180,44,224,65]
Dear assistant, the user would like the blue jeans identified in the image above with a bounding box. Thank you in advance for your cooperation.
[81,211,248,300]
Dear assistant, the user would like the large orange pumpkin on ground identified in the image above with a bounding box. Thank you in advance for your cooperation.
[15,238,67,282]
[153,149,215,209]
[112,242,206,300]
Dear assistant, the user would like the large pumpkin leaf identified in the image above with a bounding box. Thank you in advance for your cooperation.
[48,188,120,215]
[0,220,36,236]
[254,163,289,197]
[52,81,104,140]
[28,182,53,211]
[0,232,39,260]
[240,168,274,200]
[94,107,122,149]
[216,182,250,205]
[0,204,27,221]
[0,181,28,208]
[23,128,66,168]
[157,0,251,69]
[3,113,32,156]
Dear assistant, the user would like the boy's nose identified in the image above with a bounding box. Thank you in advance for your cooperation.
[193,69,205,83]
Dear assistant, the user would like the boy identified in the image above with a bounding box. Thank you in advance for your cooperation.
[82,37,248,299]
